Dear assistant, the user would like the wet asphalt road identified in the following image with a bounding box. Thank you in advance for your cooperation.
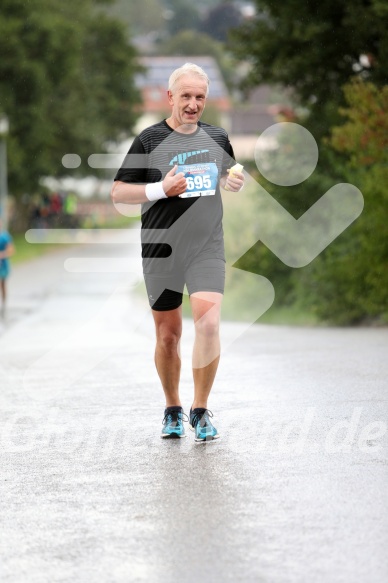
[0,232,387,583]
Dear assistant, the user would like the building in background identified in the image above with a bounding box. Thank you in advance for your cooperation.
[229,85,284,159]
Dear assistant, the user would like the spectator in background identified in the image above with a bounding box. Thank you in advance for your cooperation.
[64,191,78,227]
[0,218,15,317]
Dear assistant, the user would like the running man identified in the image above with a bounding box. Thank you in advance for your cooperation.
[111,63,244,441]
[0,218,15,317]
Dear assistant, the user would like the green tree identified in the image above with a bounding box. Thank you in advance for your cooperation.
[103,0,165,35]
[232,0,388,132]
[303,79,388,324]
[230,1,388,324]
[0,0,141,196]
[158,29,237,90]
[237,81,388,324]
[201,1,243,42]
[163,0,201,36]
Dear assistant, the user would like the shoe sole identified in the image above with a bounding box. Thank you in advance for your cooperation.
[189,425,220,442]
[161,432,186,439]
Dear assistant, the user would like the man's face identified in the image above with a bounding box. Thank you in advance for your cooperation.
[167,75,208,130]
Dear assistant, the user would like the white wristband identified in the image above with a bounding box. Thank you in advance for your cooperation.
[145,181,167,201]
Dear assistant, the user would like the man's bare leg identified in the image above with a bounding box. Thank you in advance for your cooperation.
[190,291,223,410]
[152,306,183,407]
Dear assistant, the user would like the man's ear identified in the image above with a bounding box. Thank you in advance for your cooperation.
[167,90,174,105]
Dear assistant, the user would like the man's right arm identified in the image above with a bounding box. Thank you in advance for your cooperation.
[110,181,151,204]
[111,165,188,204]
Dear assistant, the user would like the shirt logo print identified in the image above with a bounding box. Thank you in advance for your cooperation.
[169,150,210,165]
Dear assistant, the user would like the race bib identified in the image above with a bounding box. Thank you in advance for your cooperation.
[177,162,218,198]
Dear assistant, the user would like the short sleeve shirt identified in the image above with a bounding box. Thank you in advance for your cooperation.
[0,231,12,277]
[114,120,235,266]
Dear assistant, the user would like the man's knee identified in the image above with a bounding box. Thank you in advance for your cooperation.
[155,320,182,352]
[195,313,220,339]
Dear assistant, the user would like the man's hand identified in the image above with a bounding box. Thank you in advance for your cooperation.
[163,165,187,197]
[222,170,245,192]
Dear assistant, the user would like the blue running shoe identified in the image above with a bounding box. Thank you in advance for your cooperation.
[161,406,187,438]
[189,408,220,442]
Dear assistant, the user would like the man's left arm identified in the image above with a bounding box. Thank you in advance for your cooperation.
[219,138,245,192]
[220,171,244,192]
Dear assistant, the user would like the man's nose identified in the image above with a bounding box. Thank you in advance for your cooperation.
[188,97,197,110]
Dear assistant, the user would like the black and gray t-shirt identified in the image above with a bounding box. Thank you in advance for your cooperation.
[114,120,235,268]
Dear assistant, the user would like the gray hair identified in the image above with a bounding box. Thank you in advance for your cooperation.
[168,63,210,96]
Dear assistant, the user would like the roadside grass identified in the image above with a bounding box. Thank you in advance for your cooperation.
[9,201,318,326]
[10,215,137,265]
[180,290,319,327]
[11,233,63,265]
[252,303,320,326]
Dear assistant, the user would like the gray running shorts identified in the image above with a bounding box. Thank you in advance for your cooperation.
[144,256,225,311]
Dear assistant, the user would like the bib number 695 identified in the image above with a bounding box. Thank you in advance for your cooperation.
[186,175,212,191]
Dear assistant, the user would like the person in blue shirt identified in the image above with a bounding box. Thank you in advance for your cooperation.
[0,218,15,316]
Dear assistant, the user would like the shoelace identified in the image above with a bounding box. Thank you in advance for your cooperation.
[190,408,214,428]
[162,411,189,425]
